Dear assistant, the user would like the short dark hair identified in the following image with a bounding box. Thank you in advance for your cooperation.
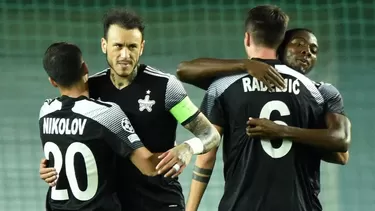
[43,42,83,87]
[103,8,145,39]
[245,5,289,48]
[277,28,315,59]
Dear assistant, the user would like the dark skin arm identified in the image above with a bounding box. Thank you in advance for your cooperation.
[247,112,351,154]
[176,58,285,90]
[320,150,349,165]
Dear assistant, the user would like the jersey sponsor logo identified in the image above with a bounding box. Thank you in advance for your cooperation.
[43,118,87,135]
[138,90,155,112]
[121,117,135,133]
[242,77,300,95]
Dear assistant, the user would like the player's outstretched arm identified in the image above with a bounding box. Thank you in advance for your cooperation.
[157,110,221,177]
[176,58,285,90]
[165,75,221,154]
[102,103,185,177]
[182,112,221,153]
[186,125,222,211]
[156,75,221,177]
[183,78,225,211]
[247,113,351,153]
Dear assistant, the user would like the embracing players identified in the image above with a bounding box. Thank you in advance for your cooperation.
[178,5,350,211]
[39,8,221,211]
[177,33,350,165]
[40,42,199,211]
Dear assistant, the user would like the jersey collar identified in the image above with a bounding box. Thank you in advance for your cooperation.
[59,95,88,102]
[251,58,283,65]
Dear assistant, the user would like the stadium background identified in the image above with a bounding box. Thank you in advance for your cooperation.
[0,0,373,210]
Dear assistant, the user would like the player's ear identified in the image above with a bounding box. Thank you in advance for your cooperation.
[81,62,89,83]
[83,74,88,83]
[82,62,89,75]
[244,32,251,47]
[140,40,145,56]
[48,77,58,87]
[101,38,107,54]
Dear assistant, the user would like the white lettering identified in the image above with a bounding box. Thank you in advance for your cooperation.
[242,77,300,95]
[42,118,87,135]
[242,78,252,92]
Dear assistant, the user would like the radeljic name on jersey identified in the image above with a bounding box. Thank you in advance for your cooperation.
[42,117,87,135]
[242,77,301,95]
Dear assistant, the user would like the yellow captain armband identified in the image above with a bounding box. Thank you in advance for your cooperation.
[170,96,199,124]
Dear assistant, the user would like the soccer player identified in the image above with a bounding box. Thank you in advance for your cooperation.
[182,5,331,211]
[179,24,351,211]
[39,8,221,211]
[40,42,194,211]
[177,28,350,166]
[181,27,352,211]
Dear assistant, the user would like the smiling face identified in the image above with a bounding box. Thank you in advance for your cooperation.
[281,30,318,74]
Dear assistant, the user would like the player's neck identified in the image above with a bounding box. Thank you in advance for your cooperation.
[59,83,89,99]
[249,47,277,60]
[110,66,138,90]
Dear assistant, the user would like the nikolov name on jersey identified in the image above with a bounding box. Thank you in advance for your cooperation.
[242,77,300,95]
[43,117,87,135]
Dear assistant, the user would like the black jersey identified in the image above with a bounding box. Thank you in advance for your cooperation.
[39,96,144,211]
[316,82,345,115]
[200,59,325,211]
[308,81,346,209]
[88,64,200,211]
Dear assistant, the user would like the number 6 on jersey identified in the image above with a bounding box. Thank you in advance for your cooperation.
[44,142,98,201]
[259,100,292,158]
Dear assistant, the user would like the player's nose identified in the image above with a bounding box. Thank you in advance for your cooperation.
[301,48,312,58]
[120,48,130,58]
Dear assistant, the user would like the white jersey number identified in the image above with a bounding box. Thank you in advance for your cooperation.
[44,142,98,201]
[259,100,292,158]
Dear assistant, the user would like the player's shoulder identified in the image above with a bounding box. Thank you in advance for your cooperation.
[142,64,185,91]
[142,64,174,80]
[315,81,339,91]
[73,99,127,131]
[314,81,341,98]
[88,68,109,84]
[89,68,109,79]
[39,98,62,119]
[276,65,324,103]
[208,73,248,97]
[74,98,121,115]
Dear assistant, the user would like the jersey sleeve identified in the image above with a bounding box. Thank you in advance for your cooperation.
[165,75,200,125]
[200,83,225,127]
[99,103,144,158]
[318,83,345,115]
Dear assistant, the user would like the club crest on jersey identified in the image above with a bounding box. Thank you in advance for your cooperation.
[121,117,135,133]
[138,90,155,112]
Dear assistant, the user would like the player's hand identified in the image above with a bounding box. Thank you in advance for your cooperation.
[246,117,284,139]
[39,158,57,187]
[156,143,193,178]
[244,59,285,90]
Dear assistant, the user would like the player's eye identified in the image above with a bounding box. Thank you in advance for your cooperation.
[114,44,122,48]
[128,45,137,50]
